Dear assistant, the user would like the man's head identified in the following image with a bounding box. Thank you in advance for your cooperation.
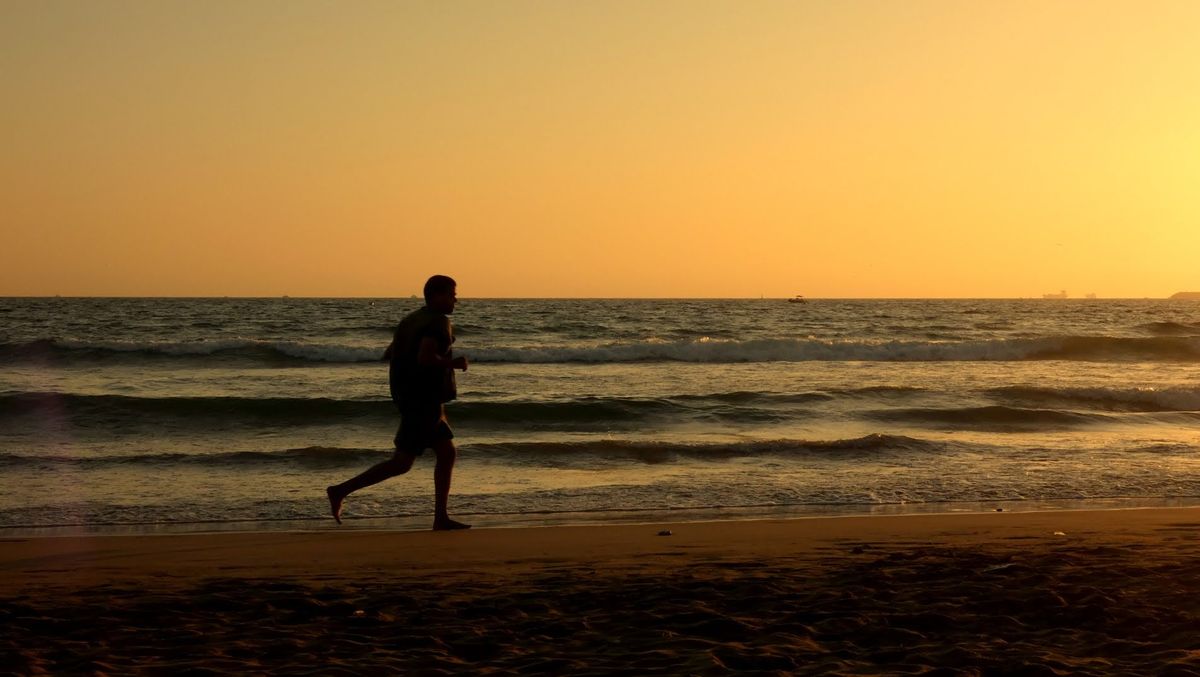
[423,275,458,314]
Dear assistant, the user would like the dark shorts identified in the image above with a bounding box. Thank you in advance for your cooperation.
[393,402,454,455]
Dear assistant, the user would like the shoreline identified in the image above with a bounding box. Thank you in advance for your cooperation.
[5,495,1199,539]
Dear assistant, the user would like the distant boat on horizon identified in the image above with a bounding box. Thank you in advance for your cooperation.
[1043,290,1068,299]
[787,295,808,304]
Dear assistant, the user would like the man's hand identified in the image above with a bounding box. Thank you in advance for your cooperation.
[418,337,468,371]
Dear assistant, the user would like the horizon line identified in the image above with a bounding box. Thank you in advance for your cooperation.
[0,294,1187,301]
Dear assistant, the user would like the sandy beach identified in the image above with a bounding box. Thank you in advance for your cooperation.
[3,508,1200,675]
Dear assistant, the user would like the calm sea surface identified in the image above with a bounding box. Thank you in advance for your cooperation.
[2,298,1200,533]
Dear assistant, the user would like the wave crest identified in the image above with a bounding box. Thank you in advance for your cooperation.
[866,405,1113,429]
[989,386,1200,412]
[0,435,943,469]
[0,339,380,365]
[469,336,1200,364]
[0,392,824,428]
[4,335,1200,365]
[1135,321,1200,336]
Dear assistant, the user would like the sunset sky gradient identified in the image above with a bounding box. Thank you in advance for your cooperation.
[3,1,1198,298]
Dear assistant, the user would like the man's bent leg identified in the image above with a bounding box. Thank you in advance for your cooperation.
[432,439,470,530]
[327,451,417,524]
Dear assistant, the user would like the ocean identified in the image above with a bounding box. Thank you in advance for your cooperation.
[2,297,1199,534]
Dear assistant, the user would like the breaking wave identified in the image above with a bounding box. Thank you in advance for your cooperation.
[0,338,381,365]
[468,336,1200,363]
[0,434,945,469]
[865,405,1115,429]
[863,405,1198,430]
[1135,321,1200,336]
[0,392,830,428]
[4,335,1200,365]
[989,386,1200,412]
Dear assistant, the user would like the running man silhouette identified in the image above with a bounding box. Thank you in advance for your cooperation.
[326,275,470,530]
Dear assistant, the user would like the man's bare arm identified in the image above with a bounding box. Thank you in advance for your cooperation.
[417,336,468,371]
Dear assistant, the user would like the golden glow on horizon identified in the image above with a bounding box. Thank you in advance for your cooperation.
[3,1,1199,298]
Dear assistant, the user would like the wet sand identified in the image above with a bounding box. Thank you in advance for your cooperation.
[4,508,1200,675]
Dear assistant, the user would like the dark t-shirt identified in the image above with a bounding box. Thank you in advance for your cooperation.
[387,306,456,407]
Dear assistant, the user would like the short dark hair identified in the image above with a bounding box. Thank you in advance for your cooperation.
[423,275,457,303]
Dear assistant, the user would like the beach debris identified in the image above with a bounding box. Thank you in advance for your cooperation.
[354,609,366,617]
[657,529,673,536]
[1053,531,1066,536]
[995,508,1004,512]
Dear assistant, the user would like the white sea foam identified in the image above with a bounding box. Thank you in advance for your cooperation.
[467,336,1200,364]
[13,334,1199,364]
[50,338,381,363]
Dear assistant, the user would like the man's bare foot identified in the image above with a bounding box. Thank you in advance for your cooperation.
[326,486,344,525]
[433,517,471,531]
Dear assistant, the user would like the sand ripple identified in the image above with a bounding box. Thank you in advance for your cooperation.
[5,532,1200,675]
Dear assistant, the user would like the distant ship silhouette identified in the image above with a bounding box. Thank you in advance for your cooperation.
[1042,290,1068,299]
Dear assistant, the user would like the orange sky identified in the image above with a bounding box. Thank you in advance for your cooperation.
[3,1,1198,298]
